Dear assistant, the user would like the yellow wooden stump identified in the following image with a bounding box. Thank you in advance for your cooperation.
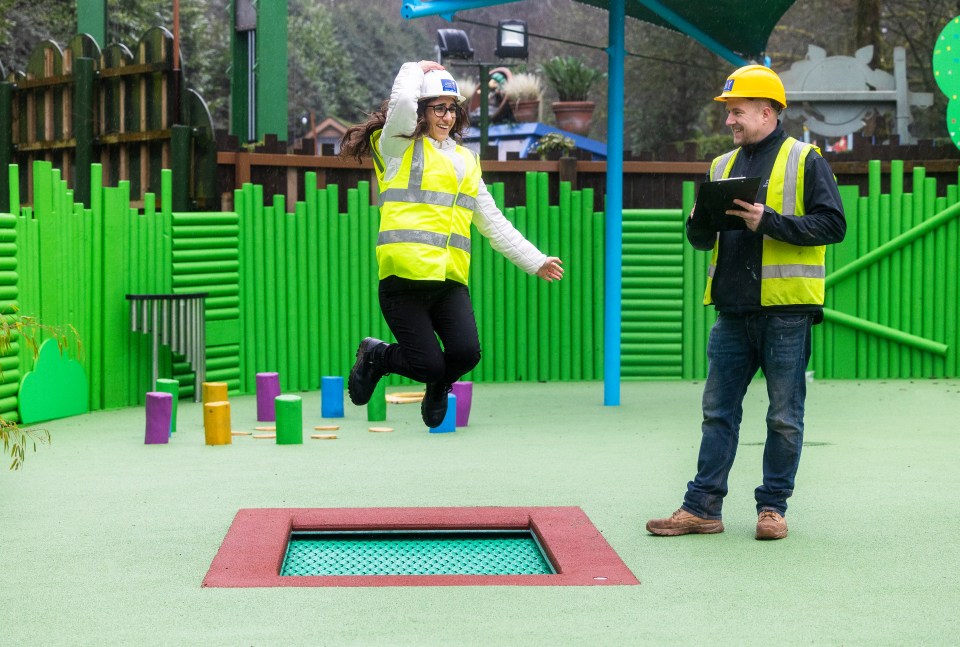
[204,400,232,445]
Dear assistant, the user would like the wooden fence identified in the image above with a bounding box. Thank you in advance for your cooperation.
[0,28,216,214]
[214,129,960,214]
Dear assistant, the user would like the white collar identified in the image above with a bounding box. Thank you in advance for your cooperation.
[426,135,456,151]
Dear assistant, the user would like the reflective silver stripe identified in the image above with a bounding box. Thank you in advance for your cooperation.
[381,187,456,207]
[409,138,425,187]
[378,229,449,248]
[707,264,716,278]
[455,193,478,212]
[448,233,471,252]
[781,139,806,215]
[762,264,825,280]
[712,150,738,181]
[371,147,384,174]
[377,229,471,255]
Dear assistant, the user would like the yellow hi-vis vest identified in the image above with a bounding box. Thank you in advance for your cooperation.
[370,130,480,284]
[704,137,826,307]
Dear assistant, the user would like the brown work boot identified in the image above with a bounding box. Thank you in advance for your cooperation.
[755,510,788,540]
[646,509,724,536]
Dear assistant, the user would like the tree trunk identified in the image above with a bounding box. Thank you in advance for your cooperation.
[855,0,882,67]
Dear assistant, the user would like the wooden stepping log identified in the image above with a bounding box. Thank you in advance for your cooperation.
[386,391,424,404]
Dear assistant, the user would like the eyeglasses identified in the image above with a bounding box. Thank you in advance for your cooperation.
[427,103,459,117]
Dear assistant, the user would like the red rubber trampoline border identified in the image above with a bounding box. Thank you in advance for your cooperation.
[202,506,639,587]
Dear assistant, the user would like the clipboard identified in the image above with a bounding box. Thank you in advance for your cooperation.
[692,176,762,231]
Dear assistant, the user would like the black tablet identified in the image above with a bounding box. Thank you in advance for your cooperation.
[692,176,763,231]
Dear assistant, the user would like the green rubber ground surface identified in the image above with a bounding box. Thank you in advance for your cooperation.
[2,379,958,645]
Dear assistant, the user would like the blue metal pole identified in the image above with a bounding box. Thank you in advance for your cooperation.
[604,0,625,406]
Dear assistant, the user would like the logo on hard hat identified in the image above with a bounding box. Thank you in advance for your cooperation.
[723,79,735,92]
[441,78,458,93]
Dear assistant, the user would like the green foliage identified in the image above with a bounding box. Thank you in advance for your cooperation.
[0,314,80,470]
[1,422,50,471]
[539,55,604,102]
[323,3,430,118]
[104,0,231,130]
[287,2,360,134]
[531,132,575,158]
[622,23,728,155]
[0,0,75,73]
[673,133,735,161]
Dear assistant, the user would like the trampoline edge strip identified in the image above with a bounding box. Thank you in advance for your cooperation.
[202,506,639,587]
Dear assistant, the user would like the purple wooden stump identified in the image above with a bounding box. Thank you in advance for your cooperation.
[145,392,173,444]
[451,381,473,427]
[256,372,281,421]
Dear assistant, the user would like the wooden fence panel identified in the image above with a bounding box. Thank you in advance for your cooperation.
[0,29,215,215]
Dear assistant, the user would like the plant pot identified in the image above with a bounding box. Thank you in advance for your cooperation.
[551,100,595,136]
[512,99,541,123]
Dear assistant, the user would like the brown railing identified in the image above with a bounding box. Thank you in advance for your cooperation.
[215,134,960,214]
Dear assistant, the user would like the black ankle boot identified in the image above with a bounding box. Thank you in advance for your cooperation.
[348,338,388,405]
[421,382,453,427]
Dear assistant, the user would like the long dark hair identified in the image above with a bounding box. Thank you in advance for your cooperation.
[339,98,471,163]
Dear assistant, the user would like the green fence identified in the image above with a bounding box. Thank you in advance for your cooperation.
[231,171,605,394]
[679,159,960,381]
[5,158,960,418]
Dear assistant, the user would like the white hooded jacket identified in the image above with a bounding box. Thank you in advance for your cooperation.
[377,62,548,275]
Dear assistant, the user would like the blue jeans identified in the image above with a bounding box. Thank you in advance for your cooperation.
[682,312,813,519]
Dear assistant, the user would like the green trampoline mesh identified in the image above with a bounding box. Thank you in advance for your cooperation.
[281,530,555,576]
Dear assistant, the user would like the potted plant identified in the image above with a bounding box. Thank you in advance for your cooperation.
[539,56,604,136]
[530,132,575,160]
[456,76,479,109]
[501,72,543,123]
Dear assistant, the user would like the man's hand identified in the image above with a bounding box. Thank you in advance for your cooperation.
[727,199,764,231]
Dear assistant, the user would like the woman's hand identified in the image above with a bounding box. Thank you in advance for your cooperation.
[536,257,564,282]
[419,60,445,74]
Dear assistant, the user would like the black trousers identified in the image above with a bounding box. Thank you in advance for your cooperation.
[378,276,482,386]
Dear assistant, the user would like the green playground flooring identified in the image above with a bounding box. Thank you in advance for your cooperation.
[2,379,958,645]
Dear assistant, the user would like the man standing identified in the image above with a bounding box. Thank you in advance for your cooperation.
[647,65,846,540]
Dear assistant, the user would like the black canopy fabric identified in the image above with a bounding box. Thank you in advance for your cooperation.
[574,0,796,60]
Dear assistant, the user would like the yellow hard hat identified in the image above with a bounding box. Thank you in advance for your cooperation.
[714,65,787,109]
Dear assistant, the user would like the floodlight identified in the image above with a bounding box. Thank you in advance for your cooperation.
[437,29,474,61]
[495,20,528,60]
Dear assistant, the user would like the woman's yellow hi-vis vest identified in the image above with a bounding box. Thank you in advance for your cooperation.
[704,137,826,306]
[371,130,480,284]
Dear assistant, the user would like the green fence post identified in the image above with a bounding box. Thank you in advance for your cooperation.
[171,125,192,211]
[252,185,267,374]
[559,184,572,380]
[569,190,582,380]
[304,174,319,385]
[0,84,12,213]
[73,58,96,208]
[524,172,539,381]
[274,195,289,390]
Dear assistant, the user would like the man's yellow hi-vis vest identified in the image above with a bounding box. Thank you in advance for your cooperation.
[704,137,826,307]
[371,130,480,284]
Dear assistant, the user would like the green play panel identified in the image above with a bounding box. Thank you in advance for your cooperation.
[280,530,556,576]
